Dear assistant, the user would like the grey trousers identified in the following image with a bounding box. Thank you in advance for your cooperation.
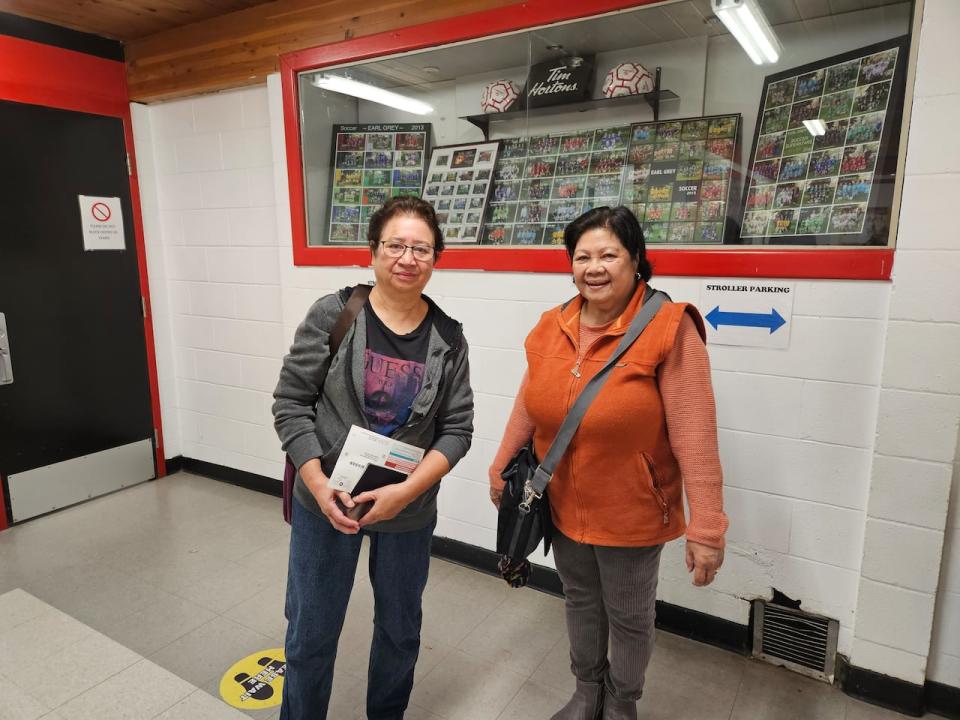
[552,531,663,703]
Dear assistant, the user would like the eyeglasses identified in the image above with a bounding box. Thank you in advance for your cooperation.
[379,240,435,261]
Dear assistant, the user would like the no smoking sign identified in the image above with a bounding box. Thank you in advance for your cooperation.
[78,195,124,251]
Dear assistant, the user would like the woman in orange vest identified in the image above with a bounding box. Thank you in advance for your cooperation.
[489,206,728,720]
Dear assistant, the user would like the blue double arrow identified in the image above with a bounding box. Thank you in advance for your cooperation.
[706,306,786,334]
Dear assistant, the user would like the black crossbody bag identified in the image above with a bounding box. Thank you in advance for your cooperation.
[495,287,668,586]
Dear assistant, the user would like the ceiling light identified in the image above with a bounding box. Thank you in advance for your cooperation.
[310,74,434,115]
[803,119,826,137]
[712,0,782,65]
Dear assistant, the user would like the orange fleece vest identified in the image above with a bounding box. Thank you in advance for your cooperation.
[523,282,706,548]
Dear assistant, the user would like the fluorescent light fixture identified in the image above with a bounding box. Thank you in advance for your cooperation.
[803,119,826,137]
[712,0,782,65]
[311,74,434,115]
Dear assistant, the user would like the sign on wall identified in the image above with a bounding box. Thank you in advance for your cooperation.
[325,123,431,245]
[700,280,794,349]
[739,36,908,245]
[78,195,125,251]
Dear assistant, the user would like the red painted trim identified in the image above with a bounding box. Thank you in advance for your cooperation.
[0,35,128,118]
[0,36,166,482]
[279,0,895,281]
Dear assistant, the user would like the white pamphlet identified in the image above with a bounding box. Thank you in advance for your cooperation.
[327,425,425,493]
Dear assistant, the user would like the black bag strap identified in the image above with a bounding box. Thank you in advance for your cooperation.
[524,286,668,503]
[329,284,373,356]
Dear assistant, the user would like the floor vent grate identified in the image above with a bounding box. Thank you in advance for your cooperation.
[752,600,839,682]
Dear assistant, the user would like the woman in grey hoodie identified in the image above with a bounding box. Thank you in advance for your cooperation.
[273,196,474,720]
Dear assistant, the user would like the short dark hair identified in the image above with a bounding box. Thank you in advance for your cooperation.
[367,195,445,259]
[562,206,652,281]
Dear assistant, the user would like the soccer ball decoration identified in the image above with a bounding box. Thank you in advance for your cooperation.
[480,80,520,113]
[601,63,655,98]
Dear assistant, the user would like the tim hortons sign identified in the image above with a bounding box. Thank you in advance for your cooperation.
[525,55,595,108]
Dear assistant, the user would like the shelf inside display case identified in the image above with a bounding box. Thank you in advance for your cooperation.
[463,66,678,138]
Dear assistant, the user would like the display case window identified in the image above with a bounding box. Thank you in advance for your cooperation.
[281,0,917,278]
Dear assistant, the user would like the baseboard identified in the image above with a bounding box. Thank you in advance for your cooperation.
[925,680,960,720]
[177,457,282,498]
[431,535,750,655]
[163,456,960,717]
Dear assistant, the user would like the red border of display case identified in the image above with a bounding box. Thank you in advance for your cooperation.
[279,0,895,280]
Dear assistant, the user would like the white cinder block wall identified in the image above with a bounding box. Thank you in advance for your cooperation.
[133,0,959,691]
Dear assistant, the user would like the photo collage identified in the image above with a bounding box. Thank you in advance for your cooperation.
[326,124,430,245]
[421,141,501,243]
[623,115,739,244]
[742,47,899,239]
[480,127,634,246]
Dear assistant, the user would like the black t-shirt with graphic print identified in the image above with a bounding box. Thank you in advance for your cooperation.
[363,301,433,436]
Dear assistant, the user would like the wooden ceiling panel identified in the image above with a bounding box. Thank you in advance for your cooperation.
[0,0,275,40]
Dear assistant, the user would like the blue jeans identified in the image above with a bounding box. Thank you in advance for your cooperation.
[280,498,434,720]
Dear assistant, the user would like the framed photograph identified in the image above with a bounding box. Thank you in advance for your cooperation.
[482,124,634,245]
[423,141,501,244]
[326,123,430,245]
[622,114,741,244]
[739,36,909,245]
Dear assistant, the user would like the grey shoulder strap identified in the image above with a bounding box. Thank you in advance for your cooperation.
[529,287,669,496]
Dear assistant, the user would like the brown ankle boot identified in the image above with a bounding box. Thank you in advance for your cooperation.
[600,688,638,720]
[550,679,604,720]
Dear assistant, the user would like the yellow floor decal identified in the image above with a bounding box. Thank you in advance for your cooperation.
[219,648,286,710]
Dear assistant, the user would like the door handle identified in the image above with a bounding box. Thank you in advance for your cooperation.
[0,312,13,385]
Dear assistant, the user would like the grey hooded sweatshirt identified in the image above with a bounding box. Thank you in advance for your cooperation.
[272,285,474,533]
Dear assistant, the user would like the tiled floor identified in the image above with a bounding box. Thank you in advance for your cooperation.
[0,472,932,719]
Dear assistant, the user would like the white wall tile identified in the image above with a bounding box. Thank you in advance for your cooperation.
[206,248,280,285]
[214,319,284,357]
[927,647,960,688]
[472,392,515,443]
[150,99,194,138]
[235,285,282,323]
[896,174,960,250]
[850,638,927,686]
[167,281,191,316]
[905,94,960,175]
[723,487,793,553]
[200,169,250,209]
[434,515,496,551]
[192,91,244,134]
[789,503,865,570]
[453,437,499,485]
[773,555,860,627]
[187,282,234,318]
[438,476,497,530]
[719,430,871,509]
[867,455,952,530]
[240,356,283,394]
[799,381,878,448]
[165,247,208,282]
[178,380,267,425]
[940,523,960,595]
[241,86,271,129]
[221,128,273,169]
[875,389,960,463]
[174,133,222,173]
[708,317,885,385]
[181,209,230,247]
[242,423,283,461]
[657,575,749,625]
[174,316,217,351]
[931,590,960,666]
[246,166,276,207]
[439,297,551,351]
[712,372,804,438]
[855,579,936,656]
[791,280,889,320]
[158,174,203,211]
[861,519,944,593]
[195,414,246,454]
[159,211,184,246]
[228,207,278,246]
[889,251,960,323]
[914,0,960,98]
[882,321,960,394]
[467,347,525,397]
[194,350,243,387]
